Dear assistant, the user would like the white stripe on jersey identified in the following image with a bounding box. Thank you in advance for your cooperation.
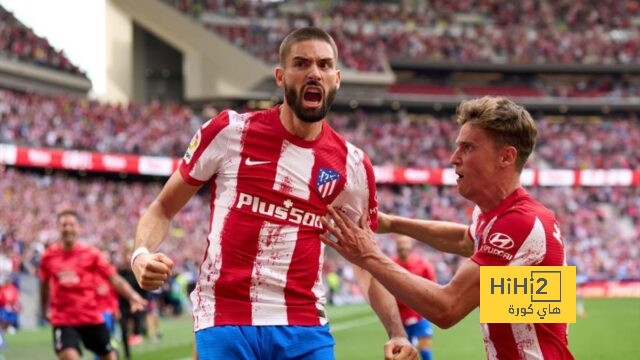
[273,140,314,199]
[312,242,328,325]
[331,143,368,215]
[191,111,247,330]
[511,323,544,359]
[469,206,482,252]
[480,323,499,359]
[250,222,298,325]
[509,217,546,266]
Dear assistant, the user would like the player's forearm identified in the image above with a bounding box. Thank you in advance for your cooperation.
[353,267,407,339]
[135,200,173,251]
[387,215,471,256]
[360,253,461,329]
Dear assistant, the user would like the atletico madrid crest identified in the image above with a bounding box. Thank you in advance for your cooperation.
[316,168,341,198]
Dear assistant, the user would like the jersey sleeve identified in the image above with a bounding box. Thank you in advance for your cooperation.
[471,210,547,266]
[93,248,117,280]
[178,110,232,186]
[38,254,50,282]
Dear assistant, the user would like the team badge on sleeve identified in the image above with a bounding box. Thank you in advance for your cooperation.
[183,129,201,164]
[316,168,340,198]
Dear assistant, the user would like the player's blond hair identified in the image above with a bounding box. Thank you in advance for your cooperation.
[279,27,338,67]
[456,96,537,172]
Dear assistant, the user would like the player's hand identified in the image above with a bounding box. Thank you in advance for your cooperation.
[376,212,393,233]
[132,252,174,291]
[319,205,381,267]
[384,337,418,360]
[129,293,148,313]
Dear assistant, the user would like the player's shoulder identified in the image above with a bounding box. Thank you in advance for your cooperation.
[198,107,265,132]
[501,194,557,227]
[41,244,60,260]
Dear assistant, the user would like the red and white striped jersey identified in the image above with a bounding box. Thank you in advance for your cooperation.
[179,106,378,330]
[469,187,574,360]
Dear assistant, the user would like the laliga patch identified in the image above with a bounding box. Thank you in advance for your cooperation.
[183,129,201,164]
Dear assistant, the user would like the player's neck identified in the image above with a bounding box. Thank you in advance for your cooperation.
[279,103,324,141]
[476,176,521,213]
[61,239,75,251]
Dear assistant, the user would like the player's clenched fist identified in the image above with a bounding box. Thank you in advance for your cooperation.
[131,251,174,291]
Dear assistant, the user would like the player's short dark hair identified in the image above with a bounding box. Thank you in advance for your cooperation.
[279,27,338,67]
[57,210,80,223]
[456,96,537,172]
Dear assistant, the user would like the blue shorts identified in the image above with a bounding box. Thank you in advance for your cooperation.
[0,309,17,327]
[405,319,433,342]
[195,324,335,360]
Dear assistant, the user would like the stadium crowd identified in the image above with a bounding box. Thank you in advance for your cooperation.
[0,6,84,75]
[1,89,639,169]
[167,0,640,71]
[1,168,638,287]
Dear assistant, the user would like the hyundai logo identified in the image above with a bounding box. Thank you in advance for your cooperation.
[488,232,514,249]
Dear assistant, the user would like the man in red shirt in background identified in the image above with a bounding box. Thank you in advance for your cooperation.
[0,275,20,333]
[392,236,436,360]
[40,210,146,360]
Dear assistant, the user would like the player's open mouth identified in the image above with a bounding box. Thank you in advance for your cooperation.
[456,172,464,181]
[302,86,323,108]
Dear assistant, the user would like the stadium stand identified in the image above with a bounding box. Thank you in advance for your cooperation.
[2,168,638,286]
[2,88,639,168]
[0,5,85,75]
[166,0,640,70]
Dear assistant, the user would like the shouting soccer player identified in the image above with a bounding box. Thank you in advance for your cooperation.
[132,27,417,360]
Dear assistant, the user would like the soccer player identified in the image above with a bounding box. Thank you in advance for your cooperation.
[320,97,575,359]
[0,275,20,333]
[40,210,147,360]
[393,236,436,360]
[131,27,417,360]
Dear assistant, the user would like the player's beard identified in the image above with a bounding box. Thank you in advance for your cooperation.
[285,81,337,123]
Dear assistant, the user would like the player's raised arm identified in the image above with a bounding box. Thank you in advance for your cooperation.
[377,211,473,257]
[132,171,201,290]
[321,207,480,329]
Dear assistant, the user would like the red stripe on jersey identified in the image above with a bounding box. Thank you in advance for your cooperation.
[536,323,574,359]
[363,154,379,231]
[213,110,287,325]
[485,323,520,357]
[284,130,348,325]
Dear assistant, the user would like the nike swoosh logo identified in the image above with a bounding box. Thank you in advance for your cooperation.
[245,158,271,166]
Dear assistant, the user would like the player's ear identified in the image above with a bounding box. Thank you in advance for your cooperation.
[500,146,517,168]
[335,69,341,90]
[275,67,284,88]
